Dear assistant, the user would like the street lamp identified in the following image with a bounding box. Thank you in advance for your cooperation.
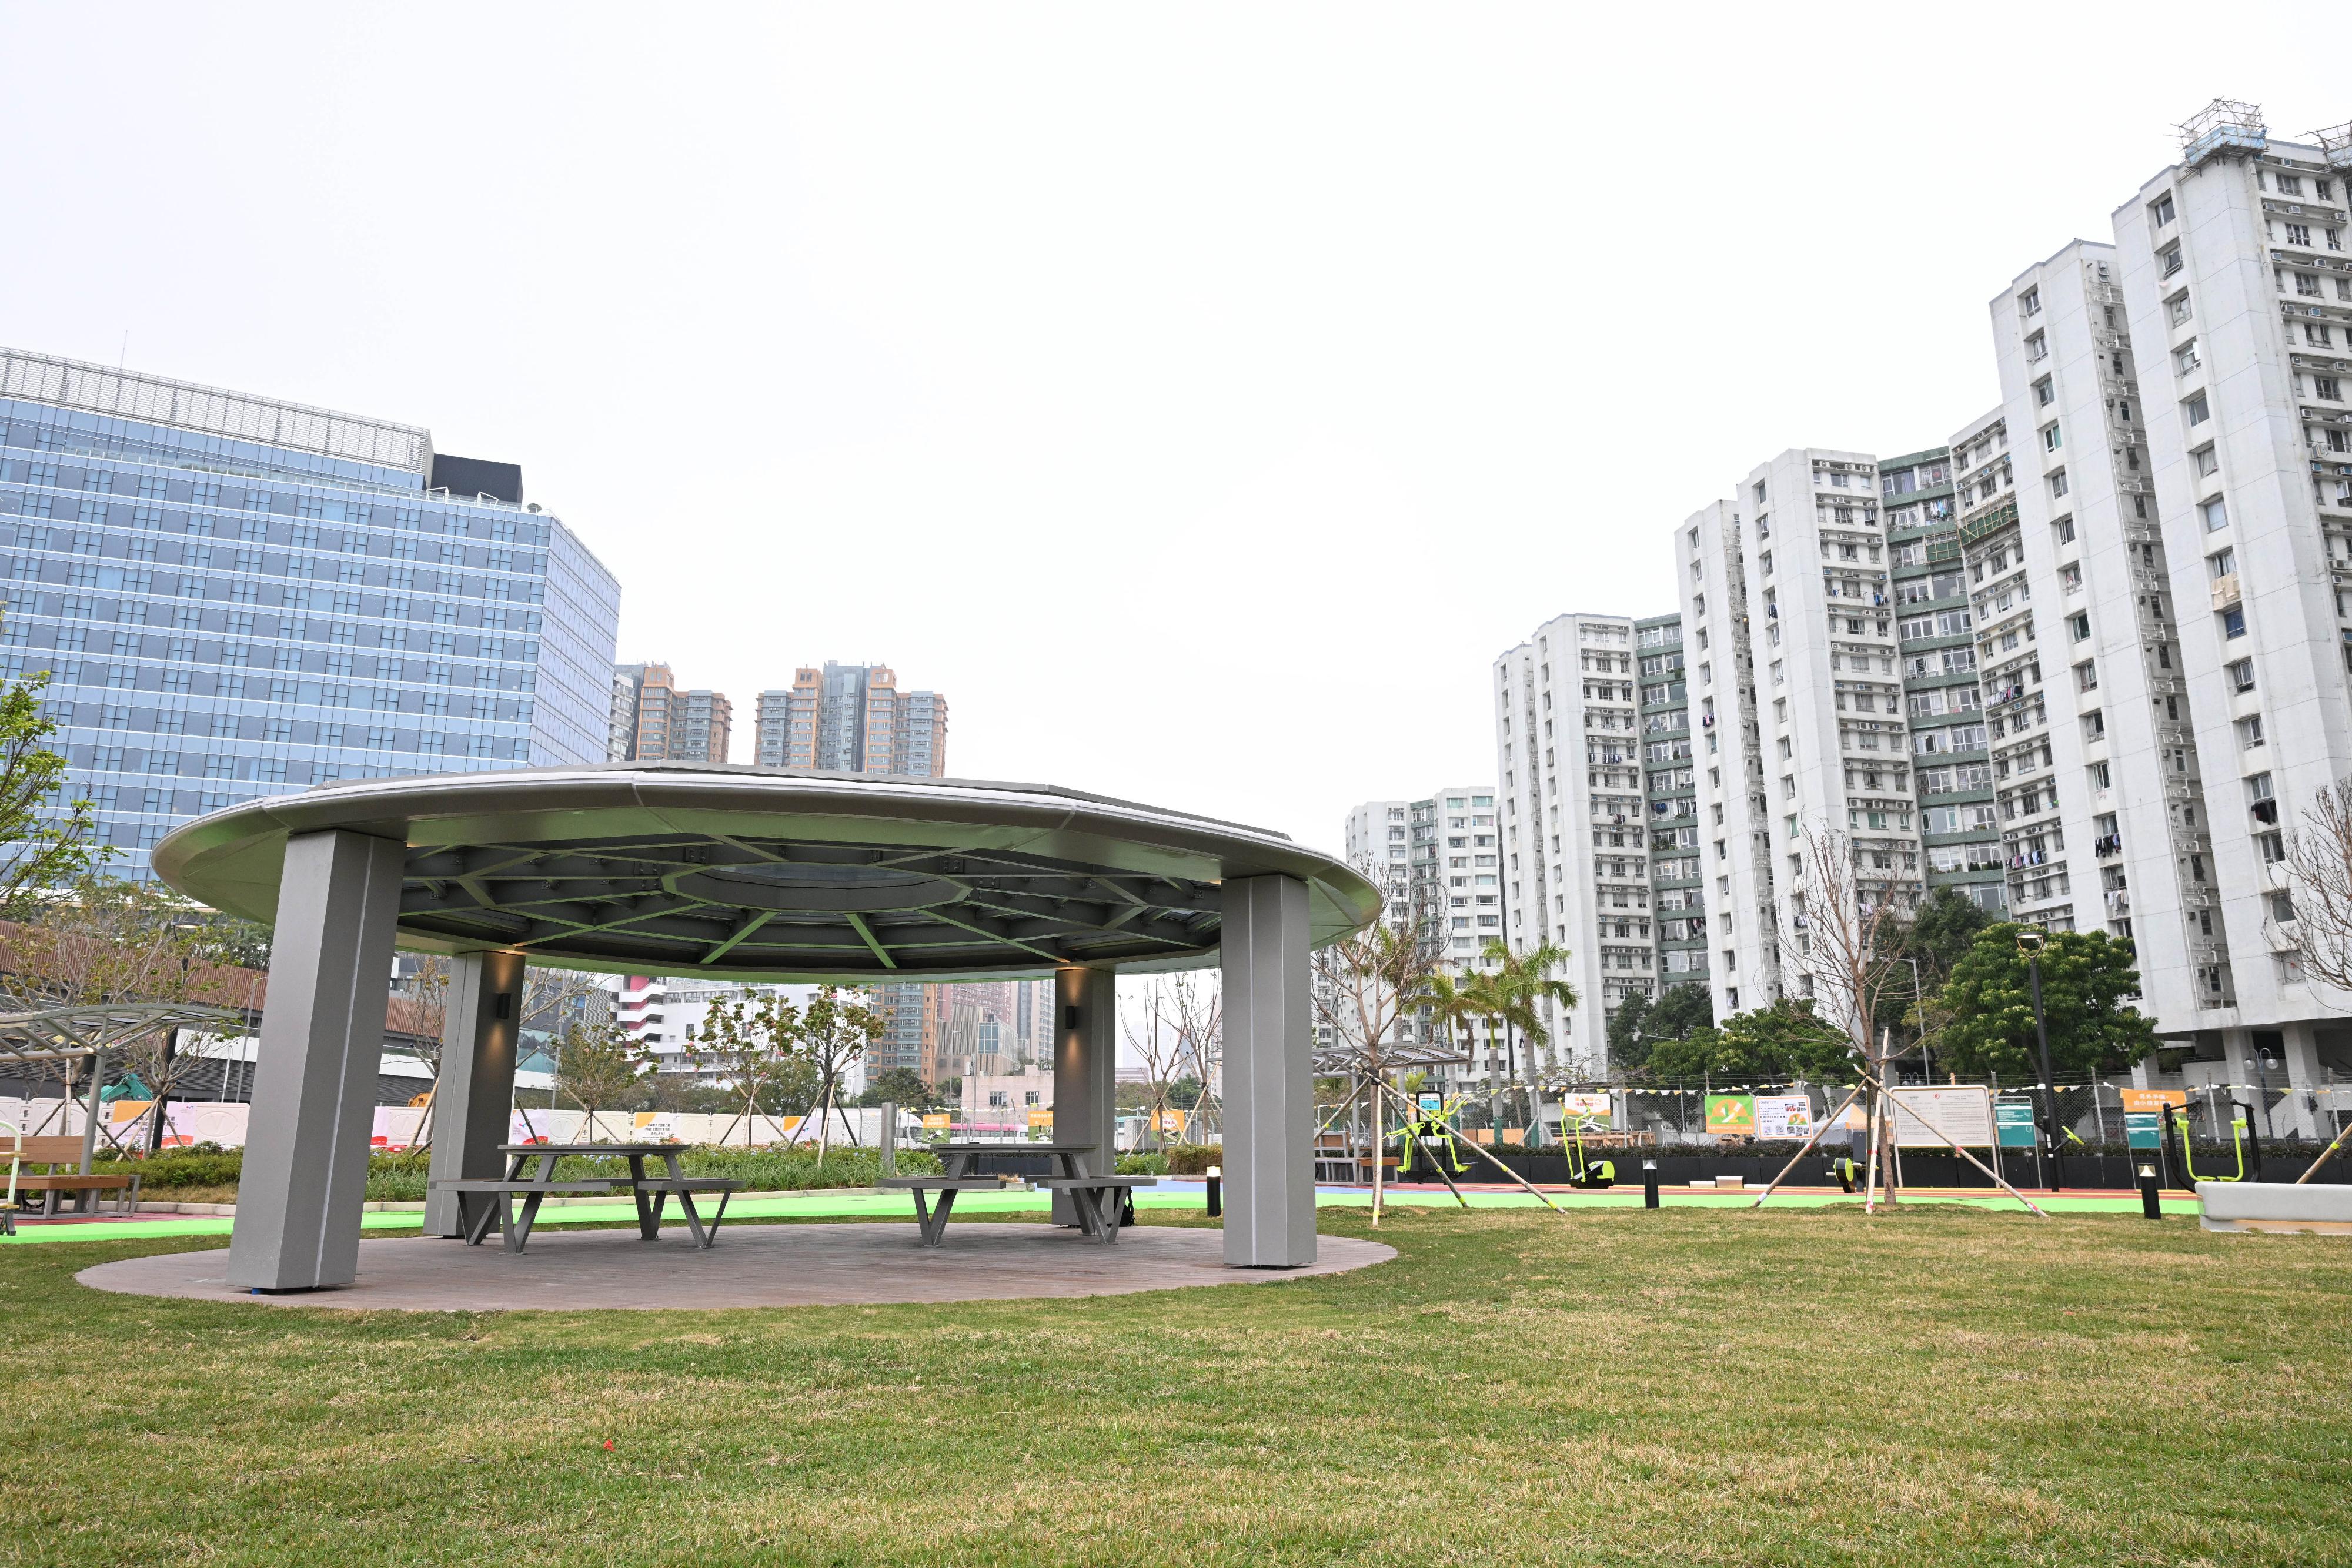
[2016,928,2067,1192]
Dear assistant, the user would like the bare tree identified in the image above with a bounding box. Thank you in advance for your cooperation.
[5,875,255,1149]
[694,989,808,1147]
[396,957,606,1148]
[798,985,884,1162]
[1311,871,1452,1223]
[553,1019,654,1141]
[2285,777,2352,994]
[1779,824,1908,1203]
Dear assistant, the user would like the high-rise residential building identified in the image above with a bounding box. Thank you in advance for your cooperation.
[608,661,730,763]
[754,662,947,775]
[1638,615,1711,1005]
[1681,452,1928,1015]
[2106,103,2352,1112]
[1885,442,2006,915]
[0,347,619,877]
[1338,784,1504,1089]
[1495,614,1661,1072]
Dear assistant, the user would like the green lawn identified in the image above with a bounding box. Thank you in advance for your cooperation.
[6,1206,2349,1566]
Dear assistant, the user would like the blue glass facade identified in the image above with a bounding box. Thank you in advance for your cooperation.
[0,352,620,877]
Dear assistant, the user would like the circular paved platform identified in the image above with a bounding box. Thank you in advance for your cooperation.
[77,1222,1395,1311]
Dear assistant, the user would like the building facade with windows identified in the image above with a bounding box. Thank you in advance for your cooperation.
[1885,441,2006,914]
[0,348,619,877]
[2108,106,2352,1110]
[1495,613,1655,1073]
[1338,785,1504,1090]
[1639,614,1711,1007]
[607,661,731,763]
[754,662,947,776]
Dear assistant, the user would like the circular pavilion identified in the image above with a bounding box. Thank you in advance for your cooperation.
[152,762,1379,1290]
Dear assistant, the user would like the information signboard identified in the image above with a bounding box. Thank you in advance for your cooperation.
[1557,1092,1612,1121]
[2124,1112,2163,1150]
[1889,1085,1997,1148]
[1754,1094,1815,1139]
[1705,1094,1756,1136]
[1994,1099,2038,1148]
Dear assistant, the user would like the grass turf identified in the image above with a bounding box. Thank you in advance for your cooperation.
[5,1205,2348,1566]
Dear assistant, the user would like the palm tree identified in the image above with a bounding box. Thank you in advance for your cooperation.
[1480,938,1578,1136]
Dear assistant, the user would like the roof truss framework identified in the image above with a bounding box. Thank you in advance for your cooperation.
[0,1001,249,1067]
[396,834,1228,977]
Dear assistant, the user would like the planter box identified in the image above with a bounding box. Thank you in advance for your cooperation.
[2197,1182,2352,1236]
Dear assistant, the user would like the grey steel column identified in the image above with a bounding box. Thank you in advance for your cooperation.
[1051,966,1117,1225]
[423,950,525,1237]
[225,830,406,1291]
[1221,874,1315,1267]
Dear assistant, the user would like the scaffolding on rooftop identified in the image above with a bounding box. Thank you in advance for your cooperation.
[2179,99,2267,168]
[2310,121,2352,172]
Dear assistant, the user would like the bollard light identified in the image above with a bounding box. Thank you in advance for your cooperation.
[1642,1158,1660,1210]
[2137,1162,2162,1221]
[1205,1164,1222,1219]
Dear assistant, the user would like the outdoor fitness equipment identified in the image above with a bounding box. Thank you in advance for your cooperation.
[1399,1097,1471,1181]
[1562,1116,1615,1189]
[2166,1102,2252,1183]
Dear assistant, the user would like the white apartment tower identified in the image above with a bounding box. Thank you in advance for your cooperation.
[1687,454,1927,1013]
[1495,614,1652,1072]
[1340,786,1504,1089]
[2109,103,2352,1105]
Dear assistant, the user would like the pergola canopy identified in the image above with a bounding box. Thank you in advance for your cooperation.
[151,763,1380,982]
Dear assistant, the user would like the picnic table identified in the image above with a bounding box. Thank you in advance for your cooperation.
[430,1143,741,1253]
[881,1141,1154,1248]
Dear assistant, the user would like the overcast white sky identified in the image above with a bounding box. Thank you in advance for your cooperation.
[4,5,2348,851]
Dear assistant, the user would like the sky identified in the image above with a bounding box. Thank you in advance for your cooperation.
[4,4,2350,851]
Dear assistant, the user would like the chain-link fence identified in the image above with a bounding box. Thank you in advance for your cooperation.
[1315,1071,2352,1188]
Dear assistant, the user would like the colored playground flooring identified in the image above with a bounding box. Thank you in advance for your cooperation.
[1,1179,2202,1246]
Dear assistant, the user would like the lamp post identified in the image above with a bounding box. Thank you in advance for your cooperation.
[2016,928,2067,1191]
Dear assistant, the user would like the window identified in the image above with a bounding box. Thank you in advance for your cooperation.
[2229,657,2256,693]
[2042,423,2062,453]
[2194,444,2218,477]
[2176,340,2200,375]
[2298,272,2323,297]
[2019,286,2041,316]
[2169,290,2193,326]
[2160,243,2183,277]
[2069,613,2091,641]
[2185,392,2210,427]
[2321,376,2345,402]
[2034,377,2054,407]
[2209,547,2236,579]
[2049,469,2069,499]
[2026,331,2047,361]
[2288,223,2313,248]
[2239,714,2265,749]
[2152,192,2175,226]
[2202,496,2229,532]
[2222,605,2247,639]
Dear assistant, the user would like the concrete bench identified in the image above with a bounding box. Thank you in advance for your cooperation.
[2198,1182,2352,1236]
[435,1179,623,1252]
[1034,1175,1158,1244]
[880,1175,1020,1247]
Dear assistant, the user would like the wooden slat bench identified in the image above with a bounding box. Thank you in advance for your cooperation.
[5,1136,139,1217]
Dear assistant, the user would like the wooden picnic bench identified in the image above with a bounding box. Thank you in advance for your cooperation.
[430,1144,741,1253]
[5,1135,139,1217]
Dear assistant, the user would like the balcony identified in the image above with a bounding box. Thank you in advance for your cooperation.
[2264,917,2303,952]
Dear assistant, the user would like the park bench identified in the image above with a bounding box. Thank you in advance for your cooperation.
[432,1143,743,1253]
[1033,1174,1156,1243]
[5,1135,139,1217]
[880,1174,1021,1248]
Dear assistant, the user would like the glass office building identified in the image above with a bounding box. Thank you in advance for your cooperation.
[0,348,621,877]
